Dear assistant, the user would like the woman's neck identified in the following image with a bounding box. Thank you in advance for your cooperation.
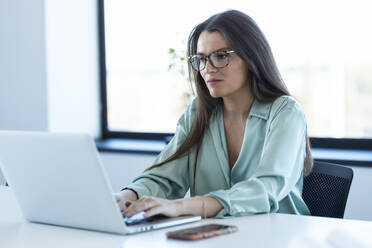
[222,85,254,121]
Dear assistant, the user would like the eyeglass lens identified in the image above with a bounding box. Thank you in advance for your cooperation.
[191,52,230,71]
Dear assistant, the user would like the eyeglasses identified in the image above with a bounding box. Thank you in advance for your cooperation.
[188,50,235,71]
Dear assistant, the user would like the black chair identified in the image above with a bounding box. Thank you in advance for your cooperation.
[302,161,353,218]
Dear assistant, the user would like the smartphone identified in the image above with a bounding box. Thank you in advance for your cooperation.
[166,224,238,240]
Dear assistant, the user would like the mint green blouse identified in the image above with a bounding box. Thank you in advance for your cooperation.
[126,96,310,218]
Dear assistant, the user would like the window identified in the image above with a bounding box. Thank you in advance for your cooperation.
[99,0,372,151]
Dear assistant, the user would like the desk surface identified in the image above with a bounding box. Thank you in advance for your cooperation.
[1,186,372,248]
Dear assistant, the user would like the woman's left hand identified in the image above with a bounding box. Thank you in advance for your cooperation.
[122,197,182,218]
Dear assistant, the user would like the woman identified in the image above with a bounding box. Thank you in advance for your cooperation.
[115,9,312,219]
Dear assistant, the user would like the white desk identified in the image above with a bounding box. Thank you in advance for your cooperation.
[1,186,372,248]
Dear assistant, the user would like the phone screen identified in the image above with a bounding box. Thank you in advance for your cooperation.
[166,224,238,240]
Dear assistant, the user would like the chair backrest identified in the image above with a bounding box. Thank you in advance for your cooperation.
[302,161,353,218]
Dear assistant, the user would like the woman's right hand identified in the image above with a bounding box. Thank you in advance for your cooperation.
[113,189,138,214]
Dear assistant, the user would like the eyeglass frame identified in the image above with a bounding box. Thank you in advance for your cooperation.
[188,50,235,71]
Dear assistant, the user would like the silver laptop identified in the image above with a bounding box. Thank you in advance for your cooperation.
[0,131,201,234]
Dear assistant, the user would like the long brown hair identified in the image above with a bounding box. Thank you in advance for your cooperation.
[146,10,313,176]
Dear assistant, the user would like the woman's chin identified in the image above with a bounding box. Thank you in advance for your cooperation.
[208,89,223,98]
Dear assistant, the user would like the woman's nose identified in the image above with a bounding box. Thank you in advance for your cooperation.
[204,59,217,73]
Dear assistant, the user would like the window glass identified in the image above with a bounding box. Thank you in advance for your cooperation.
[104,0,372,138]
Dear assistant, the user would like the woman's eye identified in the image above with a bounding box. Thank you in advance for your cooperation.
[199,57,207,63]
[215,53,227,60]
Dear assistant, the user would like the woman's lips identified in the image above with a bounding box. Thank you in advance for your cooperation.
[207,79,222,86]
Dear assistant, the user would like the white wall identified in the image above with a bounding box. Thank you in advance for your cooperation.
[0,0,372,222]
[0,0,48,132]
[0,0,48,186]
[343,166,372,221]
[0,0,100,135]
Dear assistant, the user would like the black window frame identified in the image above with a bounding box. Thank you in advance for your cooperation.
[97,0,372,154]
